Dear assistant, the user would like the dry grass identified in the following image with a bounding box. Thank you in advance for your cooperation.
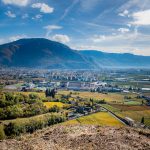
[17,92,46,99]
[110,104,150,111]
[116,110,150,126]
[102,104,150,126]
[1,125,150,150]
[44,102,66,108]
[63,112,124,127]
[58,91,142,104]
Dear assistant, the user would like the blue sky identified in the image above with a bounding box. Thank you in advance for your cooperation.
[0,0,150,55]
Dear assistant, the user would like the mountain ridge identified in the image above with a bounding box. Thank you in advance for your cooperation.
[0,38,150,69]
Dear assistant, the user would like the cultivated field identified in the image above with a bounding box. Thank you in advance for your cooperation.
[58,91,143,104]
[102,104,150,126]
[63,112,124,127]
[44,102,66,108]
[59,91,149,127]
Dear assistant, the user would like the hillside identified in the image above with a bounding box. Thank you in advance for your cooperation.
[0,38,92,69]
[0,38,150,69]
[0,125,150,150]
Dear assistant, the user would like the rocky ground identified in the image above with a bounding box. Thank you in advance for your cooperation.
[0,125,150,150]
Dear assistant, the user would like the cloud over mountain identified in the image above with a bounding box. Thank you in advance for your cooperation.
[51,34,70,43]
[131,9,150,25]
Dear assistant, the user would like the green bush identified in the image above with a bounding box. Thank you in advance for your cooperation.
[5,123,25,136]
[4,113,66,137]
[49,105,60,112]
[25,119,45,133]
[0,125,6,140]
[0,92,48,119]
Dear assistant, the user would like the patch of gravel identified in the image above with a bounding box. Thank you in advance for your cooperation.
[0,125,150,150]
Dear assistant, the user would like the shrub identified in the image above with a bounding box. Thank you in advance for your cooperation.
[49,105,60,112]
[0,125,6,140]
[25,119,45,134]
[6,123,25,137]
[29,93,39,100]
[4,113,66,137]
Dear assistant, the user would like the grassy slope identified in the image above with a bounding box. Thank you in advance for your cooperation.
[58,91,143,104]
[44,102,66,108]
[63,112,124,127]
[102,104,150,126]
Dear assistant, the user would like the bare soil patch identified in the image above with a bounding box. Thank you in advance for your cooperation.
[0,125,150,150]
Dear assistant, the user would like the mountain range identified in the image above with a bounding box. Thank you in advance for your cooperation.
[0,38,150,69]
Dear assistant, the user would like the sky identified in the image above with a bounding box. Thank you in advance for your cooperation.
[0,0,150,56]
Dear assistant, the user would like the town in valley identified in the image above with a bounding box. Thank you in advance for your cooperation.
[0,67,149,138]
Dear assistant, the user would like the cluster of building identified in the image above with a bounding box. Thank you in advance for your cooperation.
[20,81,108,91]
[67,104,105,120]
[1,68,150,96]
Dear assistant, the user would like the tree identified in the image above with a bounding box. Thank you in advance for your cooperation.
[6,105,23,119]
[45,88,56,98]
[49,105,59,112]
[45,89,49,97]
[141,117,144,124]
[97,87,101,93]
[129,86,132,91]
[51,89,56,98]
[4,122,15,136]
[29,93,38,99]
[90,98,94,107]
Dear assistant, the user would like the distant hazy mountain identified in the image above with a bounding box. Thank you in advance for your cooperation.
[0,38,150,69]
[79,50,150,68]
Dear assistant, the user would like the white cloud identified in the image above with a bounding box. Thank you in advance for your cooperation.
[85,29,150,55]
[44,25,62,37]
[51,34,70,43]
[22,13,29,19]
[2,0,29,6]
[0,35,27,44]
[0,39,5,44]
[44,25,62,31]
[9,35,27,42]
[127,24,131,27]
[5,11,16,18]
[32,14,42,20]
[118,28,130,33]
[91,31,138,44]
[119,10,129,17]
[92,35,106,42]
[131,9,150,25]
[31,3,54,14]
